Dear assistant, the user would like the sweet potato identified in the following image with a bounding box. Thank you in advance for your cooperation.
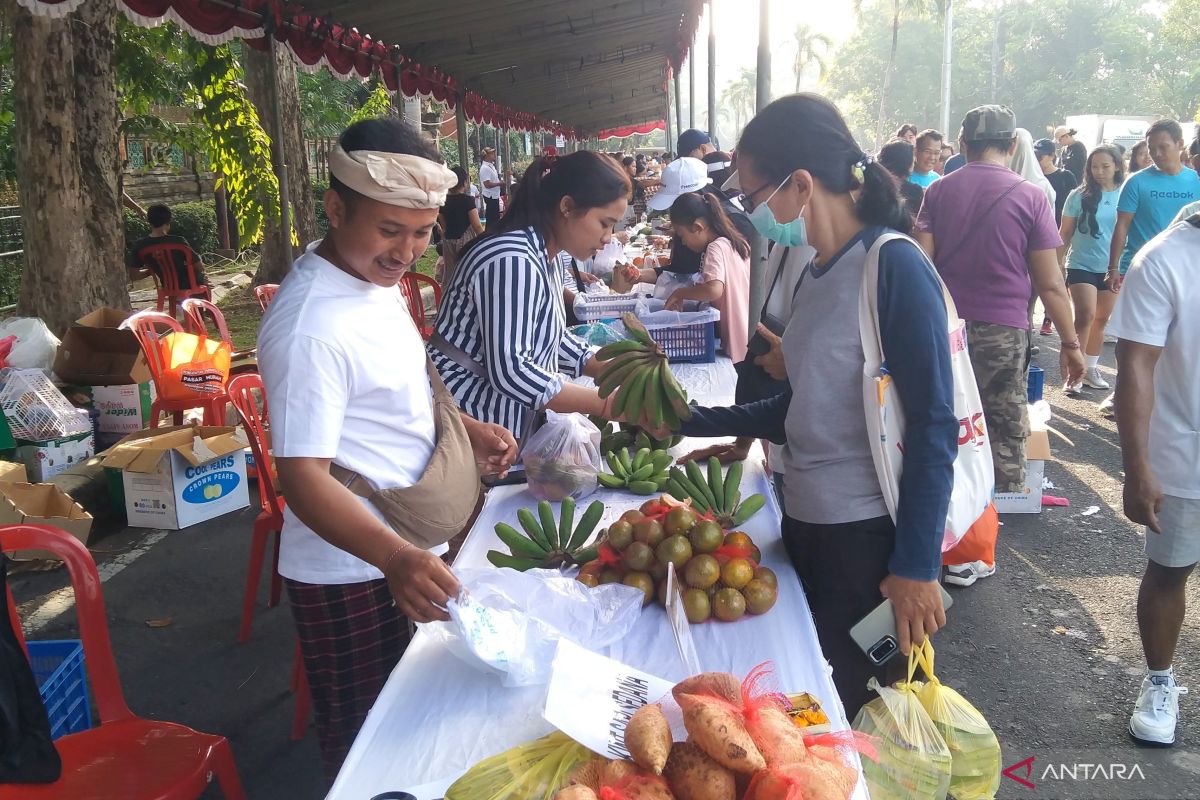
[625,703,673,775]
[745,705,808,765]
[597,762,677,800]
[602,760,641,786]
[569,759,606,792]
[672,672,742,705]
[662,742,736,800]
[556,787,600,800]
[744,757,858,800]
[676,693,766,774]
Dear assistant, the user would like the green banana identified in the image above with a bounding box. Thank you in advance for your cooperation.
[634,431,652,452]
[598,472,626,489]
[558,496,575,550]
[724,461,744,512]
[731,493,767,525]
[596,339,644,360]
[630,463,656,482]
[606,451,627,478]
[517,508,553,551]
[486,550,541,571]
[494,522,548,558]
[537,501,558,550]
[685,459,717,511]
[612,367,650,419]
[654,474,670,490]
[617,448,634,476]
[621,363,654,425]
[659,389,681,432]
[632,447,650,473]
[661,365,693,422]
[708,457,725,513]
[573,545,600,565]
[568,500,605,552]
[621,313,656,347]
[671,466,710,512]
[651,451,674,472]
[597,353,652,399]
[666,477,692,503]
[628,480,659,495]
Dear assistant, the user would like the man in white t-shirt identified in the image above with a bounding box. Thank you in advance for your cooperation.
[479,146,502,232]
[258,119,516,777]
[1108,214,1200,747]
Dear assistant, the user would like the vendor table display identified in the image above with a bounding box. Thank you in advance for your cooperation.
[326,359,866,800]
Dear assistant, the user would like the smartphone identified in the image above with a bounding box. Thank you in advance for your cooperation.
[849,586,954,666]
[746,312,786,358]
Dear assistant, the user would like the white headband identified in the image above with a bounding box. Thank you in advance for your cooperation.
[328,146,458,209]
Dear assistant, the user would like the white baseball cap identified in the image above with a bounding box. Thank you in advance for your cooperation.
[647,157,713,211]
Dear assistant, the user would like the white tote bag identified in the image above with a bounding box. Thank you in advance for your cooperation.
[858,232,994,552]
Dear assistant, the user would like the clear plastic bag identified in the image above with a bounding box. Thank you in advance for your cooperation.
[523,411,602,502]
[650,268,701,302]
[445,731,593,800]
[852,648,952,800]
[423,567,644,687]
[914,642,1001,800]
[0,318,60,371]
[570,323,626,347]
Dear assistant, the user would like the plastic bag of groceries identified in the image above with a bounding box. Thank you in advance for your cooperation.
[522,411,602,502]
[445,731,594,800]
[424,567,643,687]
[914,641,1001,800]
[0,318,59,371]
[852,647,953,800]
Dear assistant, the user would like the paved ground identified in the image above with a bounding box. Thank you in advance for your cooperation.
[10,337,1200,799]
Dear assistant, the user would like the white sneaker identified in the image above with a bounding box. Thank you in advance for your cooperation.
[1099,392,1116,416]
[944,560,996,587]
[1129,675,1188,746]
[1064,379,1085,397]
[1104,334,1118,344]
[1083,367,1111,390]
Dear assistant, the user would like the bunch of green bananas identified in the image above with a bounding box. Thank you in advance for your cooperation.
[487,498,604,571]
[590,417,683,459]
[594,313,693,432]
[598,446,674,494]
[666,457,768,529]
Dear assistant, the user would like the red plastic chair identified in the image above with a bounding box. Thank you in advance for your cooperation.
[120,311,226,428]
[137,242,212,319]
[181,297,255,368]
[225,373,283,644]
[399,272,441,340]
[253,284,278,313]
[0,524,246,799]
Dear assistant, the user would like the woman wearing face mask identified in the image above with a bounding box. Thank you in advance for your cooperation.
[677,94,959,717]
[430,152,631,439]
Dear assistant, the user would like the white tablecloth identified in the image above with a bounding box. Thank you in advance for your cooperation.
[327,359,866,800]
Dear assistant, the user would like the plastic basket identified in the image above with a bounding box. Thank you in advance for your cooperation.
[0,369,92,441]
[1027,365,1044,403]
[29,639,92,739]
[573,293,642,322]
[647,321,717,364]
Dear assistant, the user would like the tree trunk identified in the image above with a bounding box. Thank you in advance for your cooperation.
[877,3,901,147]
[242,44,315,285]
[10,0,126,335]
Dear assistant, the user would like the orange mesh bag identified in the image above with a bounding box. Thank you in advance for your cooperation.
[156,331,231,402]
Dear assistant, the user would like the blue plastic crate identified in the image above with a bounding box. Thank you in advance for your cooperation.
[28,640,92,739]
[651,321,717,364]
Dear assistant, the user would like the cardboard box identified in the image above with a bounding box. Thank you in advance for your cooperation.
[14,432,95,483]
[87,382,156,434]
[53,307,152,386]
[0,482,94,561]
[0,462,28,484]
[103,426,250,529]
[994,427,1051,514]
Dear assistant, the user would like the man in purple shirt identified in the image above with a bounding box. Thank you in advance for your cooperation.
[916,106,1084,583]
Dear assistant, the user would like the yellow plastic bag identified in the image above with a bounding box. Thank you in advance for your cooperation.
[852,647,952,800]
[915,641,1001,800]
[445,731,593,800]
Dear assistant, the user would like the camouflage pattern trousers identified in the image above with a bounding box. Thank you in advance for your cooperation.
[966,321,1031,493]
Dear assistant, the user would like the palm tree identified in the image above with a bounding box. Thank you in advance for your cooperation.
[854,0,945,144]
[720,68,758,138]
[792,24,834,93]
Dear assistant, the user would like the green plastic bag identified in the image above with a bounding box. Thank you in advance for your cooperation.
[852,647,952,800]
[445,731,593,800]
[916,641,1001,800]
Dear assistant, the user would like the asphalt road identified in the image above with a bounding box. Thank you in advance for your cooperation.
[10,337,1199,800]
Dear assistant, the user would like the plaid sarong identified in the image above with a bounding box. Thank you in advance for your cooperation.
[286,577,411,777]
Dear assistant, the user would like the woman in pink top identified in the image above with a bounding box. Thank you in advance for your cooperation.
[663,192,752,361]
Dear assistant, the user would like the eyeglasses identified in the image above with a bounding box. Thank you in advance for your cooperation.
[731,176,789,214]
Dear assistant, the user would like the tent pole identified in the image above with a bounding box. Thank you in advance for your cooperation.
[688,46,696,129]
[267,33,293,264]
[664,78,674,156]
[707,0,716,142]
[747,0,772,337]
[503,125,513,186]
[939,0,954,135]
[674,70,682,139]
[456,95,469,171]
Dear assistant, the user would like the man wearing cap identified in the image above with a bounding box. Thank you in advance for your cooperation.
[1035,137,1078,225]
[479,145,502,231]
[677,128,716,160]
[916,105,1084,587]
[1055,125,1088,183]
[258,118,517,776]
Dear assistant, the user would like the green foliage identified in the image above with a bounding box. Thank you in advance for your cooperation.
[0,11,15,184]
[312,179,330,236]
[0,253,21,307]
[348,85,396,126]
[299,71,369,137]
[123,208,151,248]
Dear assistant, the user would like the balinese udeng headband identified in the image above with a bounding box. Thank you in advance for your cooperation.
[328,145,457,209]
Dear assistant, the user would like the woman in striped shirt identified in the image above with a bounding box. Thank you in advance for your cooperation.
[430,151,632,436]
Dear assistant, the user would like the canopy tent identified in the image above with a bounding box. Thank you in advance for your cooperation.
[15,0,702,137]
[597,120,666,140]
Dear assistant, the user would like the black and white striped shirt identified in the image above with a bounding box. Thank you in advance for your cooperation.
[429,226,593,433]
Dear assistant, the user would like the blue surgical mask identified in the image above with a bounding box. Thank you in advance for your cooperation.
[747,178,808,246]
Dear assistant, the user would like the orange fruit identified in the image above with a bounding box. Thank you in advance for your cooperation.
[721,558,756,590]
[682,588,711,623]
[633,518,666,548]
[577,572,599,588]
[689,520,723,553]
[684,554,721,589]
[623,572,655,607]
[742,579,778,615]
[621,510,647,525]
[656,535,693,569]
[713,588,747,621]
[723,531,754,551]
[753,566,778,590]
[623,541,655,572]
